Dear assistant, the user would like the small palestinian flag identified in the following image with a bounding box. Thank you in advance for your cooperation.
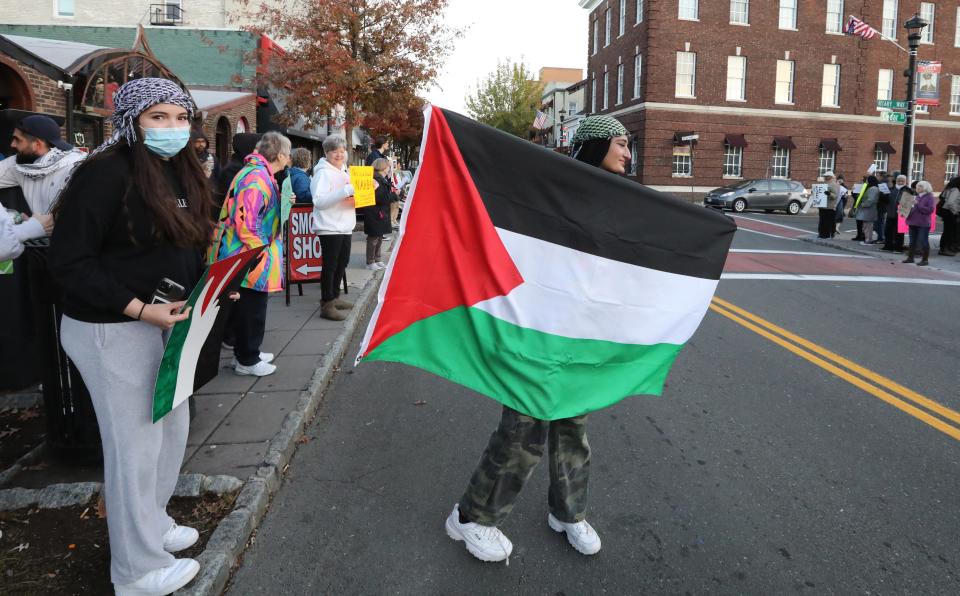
[356,107,735,420]
[153,247,265,422]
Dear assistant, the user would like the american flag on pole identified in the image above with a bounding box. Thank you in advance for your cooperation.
[532,110,549,130]
[845,15,879,40]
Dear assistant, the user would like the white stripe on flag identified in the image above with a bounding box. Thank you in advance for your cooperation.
[472,228,718,346]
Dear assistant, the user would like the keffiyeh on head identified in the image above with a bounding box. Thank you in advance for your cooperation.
[110,77,196,146]
[571,115,628,145]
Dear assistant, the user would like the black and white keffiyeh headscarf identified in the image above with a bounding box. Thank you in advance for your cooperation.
[90,77,196,156]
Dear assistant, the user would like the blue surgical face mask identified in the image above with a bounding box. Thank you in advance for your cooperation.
[140,126,191,158]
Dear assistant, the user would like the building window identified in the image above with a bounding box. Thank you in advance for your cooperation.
[877,69,894,109]
[629,143,638,176]
[617,62,624,105]
[619,0,626,36]
[569,100,578,113]
[951,76,960,114]
[821,64,841,107]
[603,69,609,110]
[779,0,797,30]
[771,147,791,178]
[826,0,844,33]
[672,147,693,177]
[775,59,794,104]
[605,9,612,46]
[916,103,928,114]
[591,73,597,113]
[920,3,934,44]
[55,0,75,17]
[956,7,960,47]
[730,0,749,25]
[633,53,642,98]
[675,51,696,98]
[911,152,925,181]
[726,56,746,101]
[592,19,598,55]
[873,149,889,173]
[818,149,837,177]
[946,152,959,181]
[882,0,898,40]
[636,0,644,24]
[679,0,698,21]
[723,144,743,177]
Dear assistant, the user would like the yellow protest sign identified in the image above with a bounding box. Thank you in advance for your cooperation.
[350,166,376,208]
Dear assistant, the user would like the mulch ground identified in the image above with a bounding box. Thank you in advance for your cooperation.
[0,406,46,471]
[0,493,236,595]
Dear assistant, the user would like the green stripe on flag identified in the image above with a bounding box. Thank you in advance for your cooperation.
[365,306,683,420]
[0,260,12,275]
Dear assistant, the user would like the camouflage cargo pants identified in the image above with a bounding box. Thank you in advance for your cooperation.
[458,406,590,527]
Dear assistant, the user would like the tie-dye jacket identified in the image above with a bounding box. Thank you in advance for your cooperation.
[209,153,284,292]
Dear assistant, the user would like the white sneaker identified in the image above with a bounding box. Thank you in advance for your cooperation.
[445,504,512,563]
[233,360,277,377]
[548,514,601,555]
[365,263,380,270]
[114,558,199,595]
[162,523,199,553]
[229,352,274,368]
[376,261,387,269]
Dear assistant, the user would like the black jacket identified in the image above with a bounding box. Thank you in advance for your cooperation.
[48,148,204,323]
[362,174,395,236]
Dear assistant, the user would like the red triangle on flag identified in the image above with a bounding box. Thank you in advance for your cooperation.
[361,107,524,357]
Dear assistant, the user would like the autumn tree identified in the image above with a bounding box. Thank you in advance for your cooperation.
[465,60,543,138]
[242,0,458,157]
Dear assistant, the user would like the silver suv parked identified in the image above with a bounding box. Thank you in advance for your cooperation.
[703,179,809,215]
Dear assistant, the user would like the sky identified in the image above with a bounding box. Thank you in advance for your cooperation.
[424,0,590,114]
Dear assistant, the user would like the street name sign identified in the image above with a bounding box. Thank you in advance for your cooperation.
[680,134,699,142]
[882,111,906,124]
[877,99,908,110]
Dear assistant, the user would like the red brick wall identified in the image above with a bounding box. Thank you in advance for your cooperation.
[200,98,257,165]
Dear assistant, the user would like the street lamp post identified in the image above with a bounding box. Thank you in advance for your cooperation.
[558,108,566,149]
[900,14,928,179]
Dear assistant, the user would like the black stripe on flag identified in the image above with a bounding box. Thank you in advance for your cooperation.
[440,109,736,280]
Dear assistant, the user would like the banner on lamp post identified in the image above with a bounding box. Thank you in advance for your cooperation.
[915,61,941,107]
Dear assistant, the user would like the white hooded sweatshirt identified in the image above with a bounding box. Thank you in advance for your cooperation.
[310,157,356,235]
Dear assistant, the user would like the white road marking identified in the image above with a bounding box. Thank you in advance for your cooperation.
[731,215,813,234]
[729,249,871,259]
[735,227,799,241]
[720,273,960,286]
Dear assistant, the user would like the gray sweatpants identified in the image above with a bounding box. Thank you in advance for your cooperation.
[61,316,190,585]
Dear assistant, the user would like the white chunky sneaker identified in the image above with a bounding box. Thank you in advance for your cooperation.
[445,504,512,563]
[162,523,199,553]
[114,558,199,595]
[548,514,601,555]
[229,352,274,368]
[233,360,277,377]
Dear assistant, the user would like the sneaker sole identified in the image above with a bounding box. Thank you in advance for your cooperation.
[115,559,200,595]
[233,368,276,377]
[444,515,509,563]
[548,515,601,556]
[164,531,199,553]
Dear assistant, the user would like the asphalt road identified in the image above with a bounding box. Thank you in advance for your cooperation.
[227,213,960,595]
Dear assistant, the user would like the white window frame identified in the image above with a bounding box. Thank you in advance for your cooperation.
[592,19,598,55]
[723,144,743,178]
[730,0,749,25]
[818,149,837,177]
[771,147,791,178]
[591,73,597,113]
[775,59,794,104]
[956,6,960,48]
[911,152,925,181]
[679,0,698,21]
[726,56,746,101]
[619,0,626,36]
[603,68,609,110]
[54,0,75,17]
[164,0,182,20]
[877,69,894,110]
[568,100,578,114]
[675,51,696,98]
[636,0,644,24]
[779,0,797,30]
[916,103,928,114]
[629,143,639,176]
[672,150,693,177]
[821,64,841,108]
[826,0,844,34]
[946,152,959,181]
[617,62,624,105]
[633,53,642,98]
[605,9,612,47]
[951,75,960,114]
[882,0,898,40]
[873,149,889,173]
[920,3,934,44]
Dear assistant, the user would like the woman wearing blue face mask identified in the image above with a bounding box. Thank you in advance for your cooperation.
[49,78,213,595]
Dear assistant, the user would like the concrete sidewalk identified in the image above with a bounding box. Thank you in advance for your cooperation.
[802,225,960,277]
[183,231,381,479]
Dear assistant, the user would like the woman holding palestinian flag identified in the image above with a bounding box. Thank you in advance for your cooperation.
[444,115,633,563]
[48,78,213,595]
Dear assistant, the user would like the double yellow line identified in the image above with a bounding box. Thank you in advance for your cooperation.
[709,296,960,442]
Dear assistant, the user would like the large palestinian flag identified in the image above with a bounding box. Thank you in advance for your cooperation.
[153,247,264,422]
[357,107,735,420]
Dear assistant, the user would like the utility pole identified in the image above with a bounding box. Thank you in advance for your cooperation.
[900,14,928,179]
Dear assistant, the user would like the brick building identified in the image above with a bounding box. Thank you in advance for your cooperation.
[580,0,960,194]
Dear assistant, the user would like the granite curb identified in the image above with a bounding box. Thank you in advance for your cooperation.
[0,441,47,488]
[800,234,959,274]
[176,270,383,596]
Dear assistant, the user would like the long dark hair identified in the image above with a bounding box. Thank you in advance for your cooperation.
[944,176,960,193]
[573,138,612,168]
[57,134,214,248]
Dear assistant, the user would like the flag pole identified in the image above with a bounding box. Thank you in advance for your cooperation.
[878,32,908,53]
